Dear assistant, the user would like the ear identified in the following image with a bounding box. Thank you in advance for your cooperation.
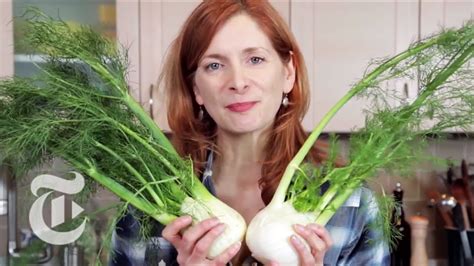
[283,51,296,94]
[193,83,204,105]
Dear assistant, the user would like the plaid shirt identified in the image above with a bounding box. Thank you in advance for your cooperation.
[109,151,390,265]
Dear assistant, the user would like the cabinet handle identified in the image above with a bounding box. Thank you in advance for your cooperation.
[149,84,154,120]
[403,82,409,99]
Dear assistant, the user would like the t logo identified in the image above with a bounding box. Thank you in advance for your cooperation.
[29,172,87,245]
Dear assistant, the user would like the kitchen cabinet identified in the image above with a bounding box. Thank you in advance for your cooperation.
[421,1,473,35]
[418,1,473,132]
[292,1,422,132]
[291,0,473,132]
[127,1,202,132]
[291,1,409,131]
[0,1,13,78]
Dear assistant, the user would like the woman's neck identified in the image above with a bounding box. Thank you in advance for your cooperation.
[213,131,269,266]
[212,129,270,186]
[217,132,267,163]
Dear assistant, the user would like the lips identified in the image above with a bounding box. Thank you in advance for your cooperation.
[226,101,258,113]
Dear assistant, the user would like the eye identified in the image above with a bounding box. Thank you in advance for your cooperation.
[250,56,265,64]
[206,62,221,71]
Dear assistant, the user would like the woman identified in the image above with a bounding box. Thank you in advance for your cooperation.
[110,1,389,265]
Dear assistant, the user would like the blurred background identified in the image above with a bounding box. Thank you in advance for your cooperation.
[0,0,473,265]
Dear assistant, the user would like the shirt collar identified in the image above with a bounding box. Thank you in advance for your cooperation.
[201,149,217,196]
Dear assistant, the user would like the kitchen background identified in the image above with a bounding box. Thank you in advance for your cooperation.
[0,0,473,265]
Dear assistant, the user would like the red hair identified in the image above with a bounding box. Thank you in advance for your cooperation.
[160,0,333,205]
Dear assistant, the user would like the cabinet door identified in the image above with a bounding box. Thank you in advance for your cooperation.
[139,1,201,132]
[117,0,140,101]
[291,1,471,133]
[0,1,10,256]
[0,0,13,78]
[137,1,290,131]
[420,0,473,132]
[421,0,473,34]
[292,1,416,132]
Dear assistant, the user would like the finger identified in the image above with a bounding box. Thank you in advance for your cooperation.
[190,223,226,260]
[294,224,327,256]
[267,261,280,266]
[162,216,193,248]
[290,235,315,266]
[213,241,242,265]
[181,217,220,252]
[306,224,333,248]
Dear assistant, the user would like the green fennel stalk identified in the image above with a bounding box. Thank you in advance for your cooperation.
[270,21,473,242]
[246,23,472,264]
[0,9,246,255]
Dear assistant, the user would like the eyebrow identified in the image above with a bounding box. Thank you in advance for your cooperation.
[201,47,270,61]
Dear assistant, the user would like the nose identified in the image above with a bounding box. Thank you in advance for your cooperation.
[228,64,249,94]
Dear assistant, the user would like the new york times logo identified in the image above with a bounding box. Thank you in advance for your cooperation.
[29,172,87,245]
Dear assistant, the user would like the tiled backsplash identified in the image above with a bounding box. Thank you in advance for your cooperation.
[1,138,473,261]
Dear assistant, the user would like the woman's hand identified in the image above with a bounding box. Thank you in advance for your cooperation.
[267,223,333,266]
[162,216,241,266]
[291,223,332,265]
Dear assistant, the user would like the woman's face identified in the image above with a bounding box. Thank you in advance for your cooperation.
[193,14,295,135]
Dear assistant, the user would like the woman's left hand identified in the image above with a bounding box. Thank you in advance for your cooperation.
[268,223,333,266]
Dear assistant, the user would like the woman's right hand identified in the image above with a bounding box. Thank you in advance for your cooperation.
[162,216,242,266]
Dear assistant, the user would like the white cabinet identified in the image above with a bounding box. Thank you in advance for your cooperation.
[421,1,473,35]
[0,1,13,78]
[419,1,473,132]
[292,0,472,132]
[292,1,417,132]
[133,1,201,132]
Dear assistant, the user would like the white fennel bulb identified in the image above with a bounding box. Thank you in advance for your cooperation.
[246,201,315,265]
[181,196,247,258]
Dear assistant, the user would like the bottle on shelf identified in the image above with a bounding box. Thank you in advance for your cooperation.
[390,182,411,266]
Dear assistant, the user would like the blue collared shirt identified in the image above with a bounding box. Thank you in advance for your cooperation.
[109,151,390,265]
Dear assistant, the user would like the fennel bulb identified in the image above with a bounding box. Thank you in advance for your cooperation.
[246,201,313,265]
[180,195,246,257]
